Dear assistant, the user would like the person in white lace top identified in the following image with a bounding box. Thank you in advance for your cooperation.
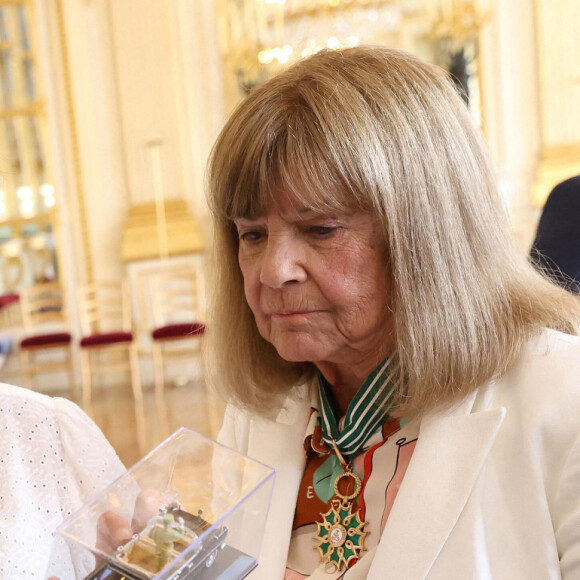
[0,382,125,578]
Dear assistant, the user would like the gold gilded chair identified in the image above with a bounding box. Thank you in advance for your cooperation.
[144,266,205,396]
[77,281,142,406]
[19,282,75,393]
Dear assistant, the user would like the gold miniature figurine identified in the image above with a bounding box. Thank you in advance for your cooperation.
[149,512,186,572]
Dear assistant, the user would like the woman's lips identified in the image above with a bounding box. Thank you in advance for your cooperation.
[271,310,321,318]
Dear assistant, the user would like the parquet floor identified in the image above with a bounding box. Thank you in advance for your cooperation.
[0,347,226,467]
[83,374,226,467]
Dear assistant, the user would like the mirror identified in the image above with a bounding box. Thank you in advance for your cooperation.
[0,2,58,296]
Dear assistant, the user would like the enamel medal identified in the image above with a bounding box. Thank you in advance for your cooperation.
[313,442,368,573]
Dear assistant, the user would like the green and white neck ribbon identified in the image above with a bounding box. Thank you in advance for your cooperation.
[318,354,399,460]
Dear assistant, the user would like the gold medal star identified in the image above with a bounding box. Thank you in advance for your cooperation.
[314,499,368,572]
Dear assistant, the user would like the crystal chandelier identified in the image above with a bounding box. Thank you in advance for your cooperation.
[429,0,491,46]
[218,0,491,98]
[219,0,427,94]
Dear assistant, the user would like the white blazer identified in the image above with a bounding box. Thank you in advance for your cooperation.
[219,330,580,579]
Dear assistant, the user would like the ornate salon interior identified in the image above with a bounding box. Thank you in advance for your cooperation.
[0,0,578,467]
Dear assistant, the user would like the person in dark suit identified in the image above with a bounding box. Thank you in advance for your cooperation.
[531,175,580,293]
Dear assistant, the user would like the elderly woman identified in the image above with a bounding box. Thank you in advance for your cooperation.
[207,46,580,579]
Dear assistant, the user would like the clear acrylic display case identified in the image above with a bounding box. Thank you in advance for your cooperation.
[56,427,276,580]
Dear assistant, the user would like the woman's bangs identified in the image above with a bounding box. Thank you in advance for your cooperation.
[218,141,275,220]
[272,128,355,214]
[215,88,363,220]
[223,135,353,219]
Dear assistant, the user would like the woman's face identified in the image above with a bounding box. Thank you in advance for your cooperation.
[234,192,394,375]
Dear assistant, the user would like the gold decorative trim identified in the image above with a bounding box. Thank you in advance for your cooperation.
[121,200,205,262]
[0,0,33,6]
[0,100,45,120]
[104,0,131,207]
[0,210,55,229]
[538,143,580,162]
[55,0,93,284]
[533,143,580,207]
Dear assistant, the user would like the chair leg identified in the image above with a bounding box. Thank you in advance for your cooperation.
[152,341,165,398]
[65,344,78,401]
[80,349,93,408]
[133,396,148,456]
[128,343,143,404]
[19,349,32,390]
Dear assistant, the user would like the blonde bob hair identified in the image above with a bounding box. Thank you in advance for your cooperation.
[206,46,580,417]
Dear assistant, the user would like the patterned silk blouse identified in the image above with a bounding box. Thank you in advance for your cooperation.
[286,403,419,578]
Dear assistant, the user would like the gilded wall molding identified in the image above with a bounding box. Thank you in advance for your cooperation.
[533,143,580,207]
[54,0,93,284]
[533,0,580,206]
[103,0,131,207]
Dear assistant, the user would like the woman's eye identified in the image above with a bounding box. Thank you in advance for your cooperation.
[309,225,337,237]
[239,231,263,243]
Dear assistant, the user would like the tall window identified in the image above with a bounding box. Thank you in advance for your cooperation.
[0,1,57,295]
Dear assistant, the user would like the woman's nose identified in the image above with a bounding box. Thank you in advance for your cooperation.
[259,238,306,288]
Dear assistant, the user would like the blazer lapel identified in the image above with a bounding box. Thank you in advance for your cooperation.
[245,387,314,579]
[368,396,506,579]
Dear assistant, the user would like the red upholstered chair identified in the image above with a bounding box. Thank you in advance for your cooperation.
[146,267,205,396]
[0,292,21,329]
[19,282,75,392]
[0,292,19,309]
[77,281,142,406]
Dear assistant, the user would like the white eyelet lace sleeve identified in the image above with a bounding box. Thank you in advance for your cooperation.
[0,383,125,578]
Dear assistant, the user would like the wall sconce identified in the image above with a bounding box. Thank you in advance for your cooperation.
[17,186,35,218]
[40,183,56,208]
